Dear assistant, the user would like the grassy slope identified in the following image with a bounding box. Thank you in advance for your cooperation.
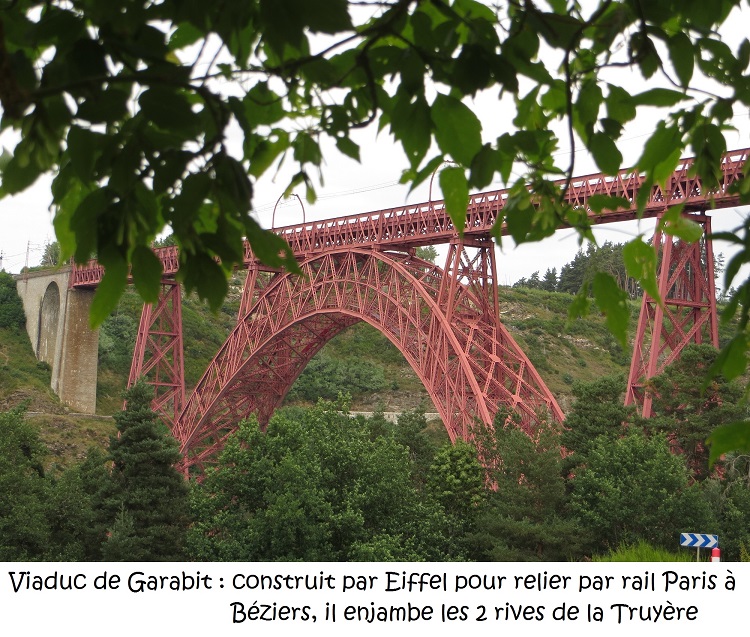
[0,325,116,473]
[499,286,634,412]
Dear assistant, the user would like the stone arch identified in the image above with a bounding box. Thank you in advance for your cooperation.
[37,282,60,365]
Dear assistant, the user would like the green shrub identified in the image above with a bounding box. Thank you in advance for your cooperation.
[593,541,694,562]
[0,271,25,330]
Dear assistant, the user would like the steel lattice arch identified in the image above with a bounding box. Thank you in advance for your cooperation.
[175,243,562,471]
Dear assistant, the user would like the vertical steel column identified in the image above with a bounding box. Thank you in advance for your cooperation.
[128,281,185,426]
[626,214,718,417]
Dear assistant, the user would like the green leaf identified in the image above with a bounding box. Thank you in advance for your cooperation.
[707,334,749,383]
[439,167,469,234]
[260,0,351,53]
[335,136,360,161]
[631,32,660,79]
[576,80,603,130]
[0,153,42,195]
[52,176,91,261]
[567,284,590,323]
[631,88,688,107]
[690,122,726,187]
[244,217,300,274]
[431,93,482,166]
[723,335,749,379]
[637,123,683,186]
[131,245,163,304]
[606,85,636,124]
[589,132,622,175]
[658,205,704,243]
[69,39,108,83]
[152,150,191,194]
[299,0,352,33]
[247,129,290,178]
[540,81,567,114]
[169,173,211,230]
[389,92,432,167]
[451,44,493,96]
[244,82,285,126]
[622,237,659,301]
[76,89,130,124]
[70,188,111,261]
[169,22,205,51]
[724,250,747,290]
[90,252,128,327]
[179,253,228,312]
[214,154,253,214]
[469,144,497,189]
[739,38,750,71]
[707,421,750,466]
[66,126,102,182]
[592,272,629,348]
[527,11,581,49]
[139,87,200,133]
[587,194,630,214]
[292,132,322,166]
[668,32,695,87]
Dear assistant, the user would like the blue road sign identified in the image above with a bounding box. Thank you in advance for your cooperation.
[680,533,718,548]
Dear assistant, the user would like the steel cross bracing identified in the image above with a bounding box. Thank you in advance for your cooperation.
[175,243,562,472]
[127,281,185,427]
[65,148,749,467]
[625,214,719,417]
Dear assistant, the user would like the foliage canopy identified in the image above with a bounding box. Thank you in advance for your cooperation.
[188,402,460,561]
[3,0,750,325]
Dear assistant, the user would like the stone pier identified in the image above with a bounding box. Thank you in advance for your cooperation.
[16,266,99,413]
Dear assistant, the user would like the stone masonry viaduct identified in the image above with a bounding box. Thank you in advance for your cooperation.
[15,266,99,413]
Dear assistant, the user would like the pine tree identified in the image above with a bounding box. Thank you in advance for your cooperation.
[96,383,190,561]
[542,267,557,292]
[469,417,587,561]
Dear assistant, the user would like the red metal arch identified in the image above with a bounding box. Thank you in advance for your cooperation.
[175,246,562,470]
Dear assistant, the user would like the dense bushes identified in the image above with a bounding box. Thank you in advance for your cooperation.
[188,401,469,561]
[3,351,750,561]
[0,271,25,330]
[286,353,388,402]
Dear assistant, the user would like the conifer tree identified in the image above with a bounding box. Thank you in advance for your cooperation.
[96,383,190,561]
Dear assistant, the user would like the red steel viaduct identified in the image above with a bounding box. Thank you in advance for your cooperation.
[18,148,749,471]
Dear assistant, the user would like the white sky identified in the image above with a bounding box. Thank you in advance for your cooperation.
[1,5,749,293]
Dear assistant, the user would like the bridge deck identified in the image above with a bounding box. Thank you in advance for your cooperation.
[70,147,748,288]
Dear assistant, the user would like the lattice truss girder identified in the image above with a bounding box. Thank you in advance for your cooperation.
[128,282,185,427]
[175,247,563,470]
[626,214,718,417]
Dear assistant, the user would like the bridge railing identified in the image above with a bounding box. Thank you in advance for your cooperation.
[71,148,749,288]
